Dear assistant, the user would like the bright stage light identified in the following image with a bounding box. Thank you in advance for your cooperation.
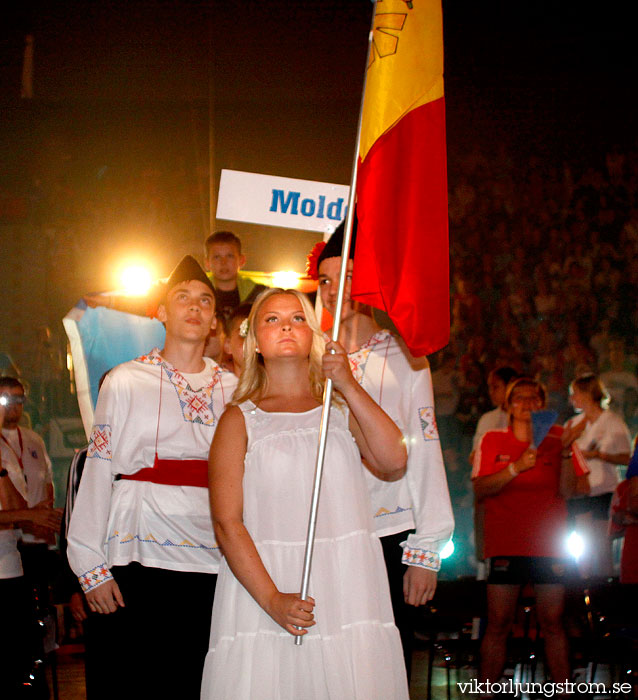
[271,270,302,289]
[119,264,153,296]
[566,531,585,560]
[440,539,455,559]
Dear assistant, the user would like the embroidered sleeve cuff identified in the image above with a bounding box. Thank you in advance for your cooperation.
[79,563,113,593]
[401,545,441,571]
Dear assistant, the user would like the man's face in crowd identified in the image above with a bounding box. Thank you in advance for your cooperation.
[205,243,245,284]
[487,375,507,408]
[0,387,25,429]
[157,280,217,344]
[317,257,357,322]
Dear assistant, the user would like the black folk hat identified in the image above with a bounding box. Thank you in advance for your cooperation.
[316,214,358,270]
[164,255,215,296]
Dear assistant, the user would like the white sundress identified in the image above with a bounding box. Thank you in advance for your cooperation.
[201,401,409,700]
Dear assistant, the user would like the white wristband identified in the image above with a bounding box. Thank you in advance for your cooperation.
[508,462,518,478]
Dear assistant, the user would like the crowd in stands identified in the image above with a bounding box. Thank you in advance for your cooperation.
[430,143,638,575]
[6,136,638,584]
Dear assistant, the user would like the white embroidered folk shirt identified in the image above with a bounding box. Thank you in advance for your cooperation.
[1,426,54,544]
[67,349,237,593]
[348,330,454,571]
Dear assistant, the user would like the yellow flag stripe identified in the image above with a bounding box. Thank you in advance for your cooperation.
[360,0,444,162]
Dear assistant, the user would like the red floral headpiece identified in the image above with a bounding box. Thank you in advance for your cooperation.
[306,241,327,280]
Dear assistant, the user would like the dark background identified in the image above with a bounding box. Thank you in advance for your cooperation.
[1,0,637,378]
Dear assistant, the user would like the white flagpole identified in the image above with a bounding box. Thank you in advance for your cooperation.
[295,1,378,646]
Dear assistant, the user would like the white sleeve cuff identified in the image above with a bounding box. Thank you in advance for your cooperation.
[401,542,441,571]
[78,562,113,593]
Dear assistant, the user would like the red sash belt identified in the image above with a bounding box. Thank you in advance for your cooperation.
[119,455,208,488]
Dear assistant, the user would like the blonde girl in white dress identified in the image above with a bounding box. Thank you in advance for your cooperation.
[201,288,409,700]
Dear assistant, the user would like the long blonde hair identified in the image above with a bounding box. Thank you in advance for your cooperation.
[569,373,610,408]
[231,288,326,405]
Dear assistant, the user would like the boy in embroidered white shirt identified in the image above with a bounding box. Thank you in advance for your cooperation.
[308,221,454,679]
[67,255,237,699]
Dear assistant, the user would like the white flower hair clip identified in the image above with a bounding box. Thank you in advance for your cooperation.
[239,318,250,338]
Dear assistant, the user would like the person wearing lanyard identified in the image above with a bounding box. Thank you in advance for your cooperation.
[0,377,57,577]
[1,379,62,695]
[67,255,238,700]
[0,377,55,522]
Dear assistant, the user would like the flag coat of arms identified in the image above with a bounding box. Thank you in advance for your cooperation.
[353,0,449,356]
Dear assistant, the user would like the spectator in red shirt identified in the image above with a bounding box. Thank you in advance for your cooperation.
[473,377,579,686]
[610,440,638,585]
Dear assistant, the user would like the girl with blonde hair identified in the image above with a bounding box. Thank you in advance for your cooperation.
[564,373,632,577]
[202,288,409,700]
[232,288,326,405]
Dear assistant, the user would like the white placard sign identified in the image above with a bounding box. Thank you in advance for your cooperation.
[217,169,350,234]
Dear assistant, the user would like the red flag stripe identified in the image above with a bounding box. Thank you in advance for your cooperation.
[354,96,449,356]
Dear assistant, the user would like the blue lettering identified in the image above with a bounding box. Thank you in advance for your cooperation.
[327,197,344,221]
[301,198,316,217]
[269,189,300,215]
[317,195,325,218]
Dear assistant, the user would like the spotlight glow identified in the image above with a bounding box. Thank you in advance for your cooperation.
[271,270,302,289]
[440,540,455,559]
[567,531,585,560]
[119,265,153,296]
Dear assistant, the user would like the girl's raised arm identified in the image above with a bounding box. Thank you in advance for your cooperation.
[322,340,407,479]
[208,405,315,636]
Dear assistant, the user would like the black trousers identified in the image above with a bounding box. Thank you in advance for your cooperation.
[0,576,38,696]
[83,563,217,700]
[381,530,416,681]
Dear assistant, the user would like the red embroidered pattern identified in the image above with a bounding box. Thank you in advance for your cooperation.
[137,350,163,366]
[348,330,392,384]
[88,424,112,461]
[418,407,439,441]
[79,562,113,592]
[137,348,222,425]
[402,547,440,571]
[166,366,222,425]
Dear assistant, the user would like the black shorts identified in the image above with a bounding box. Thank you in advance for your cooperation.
[568,492,613,520]
[487,556,568,585]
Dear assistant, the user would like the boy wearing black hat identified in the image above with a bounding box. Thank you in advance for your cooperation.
[67,255,237,699]
[309,221,454,680]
